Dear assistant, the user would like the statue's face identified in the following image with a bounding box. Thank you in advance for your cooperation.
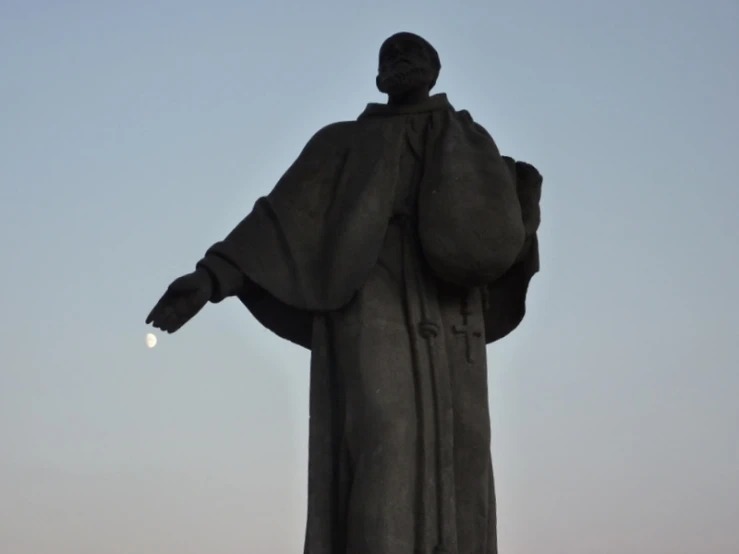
[376,34,438,96]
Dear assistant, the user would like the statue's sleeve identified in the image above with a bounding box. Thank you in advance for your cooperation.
[196,253,248,303]
[193,122,347,303]
[483,159,542,344]
[188,122,356,349]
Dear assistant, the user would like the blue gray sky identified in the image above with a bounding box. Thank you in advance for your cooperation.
[1,1,737,553]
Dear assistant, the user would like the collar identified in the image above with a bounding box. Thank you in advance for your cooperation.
[358,93,452,118]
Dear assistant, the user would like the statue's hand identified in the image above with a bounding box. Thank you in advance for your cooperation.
[145,269,213,334]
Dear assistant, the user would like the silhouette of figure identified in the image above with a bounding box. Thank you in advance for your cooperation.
[147,32,542,554]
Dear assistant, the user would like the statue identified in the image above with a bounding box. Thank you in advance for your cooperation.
[146,31,543,554]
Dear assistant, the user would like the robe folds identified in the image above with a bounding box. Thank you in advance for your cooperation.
[198,94,542,554]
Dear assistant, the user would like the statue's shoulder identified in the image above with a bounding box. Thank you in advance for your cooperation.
[302,119,386,158]
[454,108,474,122]
[451,108,494,139]
[310,120,360,144]
[292,120,359,161]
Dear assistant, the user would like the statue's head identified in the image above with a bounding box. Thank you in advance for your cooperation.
[376,32,441,98]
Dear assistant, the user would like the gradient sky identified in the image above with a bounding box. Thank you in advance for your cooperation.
[1,1,738,553]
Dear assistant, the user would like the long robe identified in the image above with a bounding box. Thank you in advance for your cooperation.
[198,94,542,554]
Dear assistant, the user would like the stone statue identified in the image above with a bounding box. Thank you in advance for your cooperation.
[146,31,543,554]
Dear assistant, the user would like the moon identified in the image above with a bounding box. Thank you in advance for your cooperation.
[145,333,157,349]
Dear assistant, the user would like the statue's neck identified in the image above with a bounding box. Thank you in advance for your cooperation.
[387,89,430,107]
[359,93,450,119]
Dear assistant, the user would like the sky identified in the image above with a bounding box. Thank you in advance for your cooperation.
[1,0,737,553]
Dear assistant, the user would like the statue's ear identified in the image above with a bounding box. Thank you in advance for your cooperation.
[375,74,384,93]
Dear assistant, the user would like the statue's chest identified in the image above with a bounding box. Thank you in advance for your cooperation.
[391,117,429,217]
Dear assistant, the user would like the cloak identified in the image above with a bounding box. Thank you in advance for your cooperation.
[196,94,544,553]
[201,94,542,349]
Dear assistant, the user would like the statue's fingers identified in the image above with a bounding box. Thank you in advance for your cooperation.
[145,297,163,324]
[167,316,188,334]
[148,293,181,329]
[159,295,191,333]
[163,311,191,333]
[151,312,170,331]
[158,317,176,333]
[145,295,169,325]
[159,309,181,333]
[170,293,206,333]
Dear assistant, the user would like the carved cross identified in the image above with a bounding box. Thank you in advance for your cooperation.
[452,296,483,364]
